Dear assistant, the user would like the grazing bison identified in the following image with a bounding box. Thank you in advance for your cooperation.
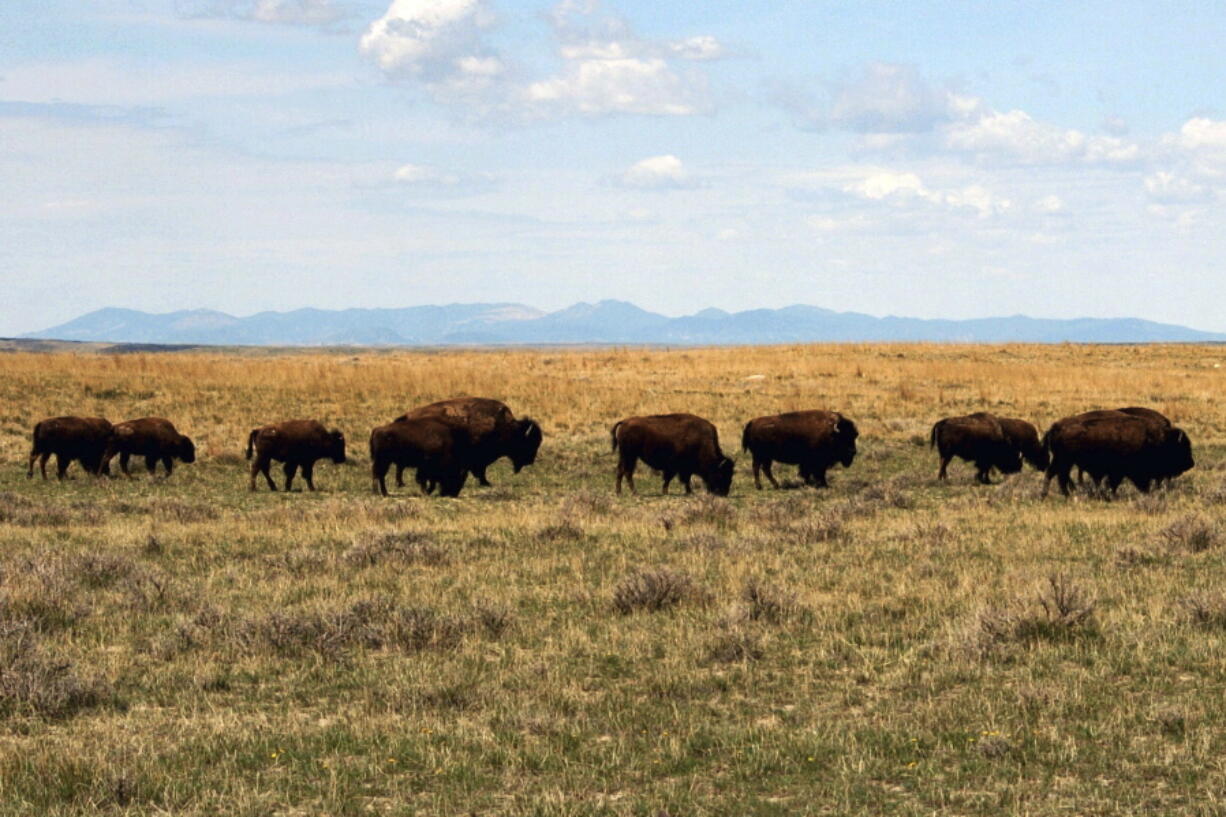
[741,410,858,489]
[611,413,734,496]
[370,417,469,497]
[103,417,195,478]
[394,397,542,488]
[1042,409,1193,498]
[246,420,346,492]
[930,412,1045,484]
[27,416,114,480]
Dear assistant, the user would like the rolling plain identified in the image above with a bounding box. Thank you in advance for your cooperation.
[2,343,1226,816]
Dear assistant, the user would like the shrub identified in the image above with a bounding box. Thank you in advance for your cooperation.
[1160,515,1220,554]
[0,623,115,718]
[613,569,706,614]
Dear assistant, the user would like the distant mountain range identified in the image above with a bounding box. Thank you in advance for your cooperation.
[21,302,1226,345]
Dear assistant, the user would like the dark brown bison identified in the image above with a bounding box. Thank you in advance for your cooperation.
[741,410,858,489]
[102,417,195,478]
[27,416,114,479]
[1074,407,1173,487]
[370,417,469,497]
[611,413,734,496]
[245,420,345,491]
[394,397,542,488]
[931,412,1046,484]
[1042,409,1193,497]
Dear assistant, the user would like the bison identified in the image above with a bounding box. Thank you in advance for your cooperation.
[930,412,1046,484]
[246,420,346,491]
[611,413,734,496]
[1074,407,1173,488]
[1042,409,1193,498]
[102,417,195,478]
[27,416,114,480]
[741,410,858,489]
[394,397,541,488]
[370,417,469,497]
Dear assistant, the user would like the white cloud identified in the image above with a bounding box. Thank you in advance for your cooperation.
[394,163,460,185]
[359,0,501,91]
[615,154,696,189]
[668,35,725,61]
[1175,117,1226,151]
[943,108,1140,165]
[1144,171,1210,203]
[524,58,708,117]
[842,169,1010,217]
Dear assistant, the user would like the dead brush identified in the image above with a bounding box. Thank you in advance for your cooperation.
[0,559,87,632]
[677,494,736,528]
[1159,514,1221,554]
[975,574,1097,653]
[0,622,115,718]
[703,627,764,664]
[535,516,586,544]
[343,531,449,568]
[561,489,612,517]
[742,579,799,624]
[613,568,708,614]
[72,554,137,590]
[149,500,218,524]
[1181,595,1226,629]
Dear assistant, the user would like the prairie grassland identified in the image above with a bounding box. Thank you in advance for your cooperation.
[1,343,1226,816]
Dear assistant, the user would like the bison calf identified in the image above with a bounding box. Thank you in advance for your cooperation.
[611,413,734,496]
[103,417,195,478]
[370,418,469,497]
[27,416,114,480]
[742,410,858,489]
[931,412,1046,484]
[246,420,346,491]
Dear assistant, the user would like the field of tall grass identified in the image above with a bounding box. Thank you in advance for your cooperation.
[2,343,1226,815]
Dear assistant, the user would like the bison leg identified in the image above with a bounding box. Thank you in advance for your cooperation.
[615,455,637,495]
[809,466,829,489]
[118,452,133,478]
[937,455,951,481]
[751,457,763,490]
[415,469,434,495]
[974,461,994,485]
[55,453,71,480]
[302,461,316,491]
[372,459,391,496]
[162,457,175,476]
[395,464,406,488]
[283,462,298,491]
[26,448,39,479]
[761,460,780,489]
[258,457,278,491]
[38,452,51,480]
[472,464,491,488]
[681,473,694,495]
[661,471,675,495]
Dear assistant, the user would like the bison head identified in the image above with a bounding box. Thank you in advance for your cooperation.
[509,418,543,472]
[329,429,347,464]
[177,434,196,464]
[1161,427,1194,478]
[835,416,859,468]
[702,456,735,496]
[1019,438,1050,471]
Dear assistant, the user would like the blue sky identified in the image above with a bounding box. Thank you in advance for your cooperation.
[2,0,1225,334]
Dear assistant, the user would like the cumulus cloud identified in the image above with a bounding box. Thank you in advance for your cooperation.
[943,108,1140,165]
[842,169,1010,217]
[360,0,500,85]
[390,162,494,194]
[614,154,696,189]
[358,0,717,118]
[524,58,708,117]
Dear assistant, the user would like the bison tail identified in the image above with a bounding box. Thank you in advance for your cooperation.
[741,422,752,452]
[610,421,623,452]
[929,420,943,449]
[245,429,258,460]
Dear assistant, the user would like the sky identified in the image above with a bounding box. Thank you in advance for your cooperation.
[2,0,1225,335]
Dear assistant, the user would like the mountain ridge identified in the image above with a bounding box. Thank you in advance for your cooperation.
[23,301,1226,345]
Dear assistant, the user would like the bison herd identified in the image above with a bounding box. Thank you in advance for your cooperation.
[25,400,1195,499]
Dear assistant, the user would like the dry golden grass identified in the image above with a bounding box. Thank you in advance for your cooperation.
[1,343,1226,815]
